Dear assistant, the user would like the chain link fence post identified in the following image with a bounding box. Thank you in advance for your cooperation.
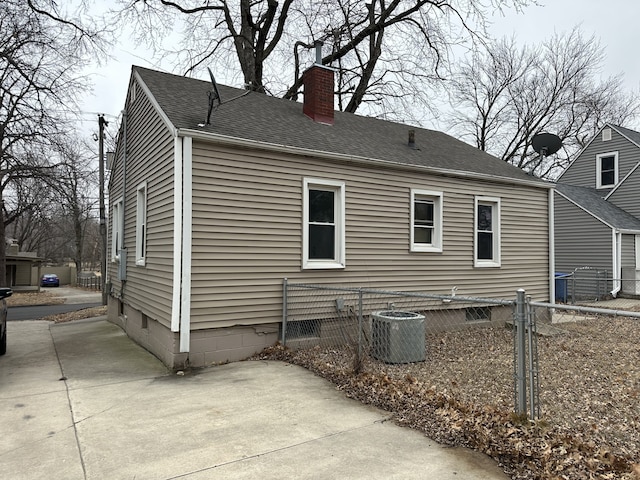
[526,295,539,419]
[357,288,363,368]
[282,278,288,346]
[515,288,527,416]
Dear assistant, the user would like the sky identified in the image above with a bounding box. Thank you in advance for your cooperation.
[78,0,640,138]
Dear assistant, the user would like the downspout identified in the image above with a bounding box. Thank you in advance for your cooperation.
[612,230,621,297]
[171,137,183,332]
[548,188,555,303]
[179,137,193,353]
[120,110,128,292]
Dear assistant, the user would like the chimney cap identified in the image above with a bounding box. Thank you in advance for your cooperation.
[314,40,323,65]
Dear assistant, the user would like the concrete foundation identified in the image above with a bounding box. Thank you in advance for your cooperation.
[108,296,279,370]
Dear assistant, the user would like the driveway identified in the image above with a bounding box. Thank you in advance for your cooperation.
[0,319,508,480]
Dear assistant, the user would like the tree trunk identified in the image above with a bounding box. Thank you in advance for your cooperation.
[0,195,6,288]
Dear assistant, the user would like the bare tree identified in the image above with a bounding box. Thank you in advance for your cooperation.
[48,141,99,272]
[0,0,106,286]
[114,0,530,121]
[447,29,640,178]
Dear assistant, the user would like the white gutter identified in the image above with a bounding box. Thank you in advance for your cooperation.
[178,128,552,190]
[171,137,183,332]
[179,136,193,352]
[612,230,621,297]
[548,188,556,303]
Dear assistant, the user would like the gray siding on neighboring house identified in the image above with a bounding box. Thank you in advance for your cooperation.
[621,233,636,268]
[108,78,176,328]
[188,141,550,330]
[559,128,639,191]
[554,193,612,273]
[607,166,640,218]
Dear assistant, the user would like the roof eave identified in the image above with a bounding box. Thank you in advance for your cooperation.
[178,128,552,190]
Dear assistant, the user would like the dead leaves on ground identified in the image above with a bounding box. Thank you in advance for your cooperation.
[252,325,640,480]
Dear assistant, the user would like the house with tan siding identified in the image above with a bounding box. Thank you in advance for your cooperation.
[107,63,553,369]
[554,124,640,299]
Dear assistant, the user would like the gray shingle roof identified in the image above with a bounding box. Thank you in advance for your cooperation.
[555,183,640,230]
[611,124,640,147]
[133,66,546,186]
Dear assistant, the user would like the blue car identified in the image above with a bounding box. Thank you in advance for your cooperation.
[40,274,60,287]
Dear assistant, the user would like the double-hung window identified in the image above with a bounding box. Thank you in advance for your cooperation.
[111,198,124,262]
[136,182,147,266]
[302,178,345,269]
[596,152,618,189]
[410,189,443,252]
[474,196,501,267]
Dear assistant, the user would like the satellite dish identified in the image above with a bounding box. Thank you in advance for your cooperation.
[204,67,222,126]
[532,132,562,156]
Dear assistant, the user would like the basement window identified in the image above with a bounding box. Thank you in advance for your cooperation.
[286,320,320,339]
[465,306,491,322]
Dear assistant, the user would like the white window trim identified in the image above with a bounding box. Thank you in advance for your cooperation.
[111,197,124,262]
[474,196,501,268]
[596,151,619,189]
[635,235,640,271]
[135,182,147,266]
[410,189,443,253]
[302,178,346,270]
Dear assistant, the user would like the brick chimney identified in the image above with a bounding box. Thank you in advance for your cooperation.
[303,41,335,125]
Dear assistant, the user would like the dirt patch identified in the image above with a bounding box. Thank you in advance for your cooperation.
[7,291,65,307]
[44,306,108,323]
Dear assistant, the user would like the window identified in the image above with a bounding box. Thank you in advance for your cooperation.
[303,178,345,269]
[474,196,501,267]
[111,198,123,262]
[596,152,618,188]
[411,189,443,252]
[136,182,147,266]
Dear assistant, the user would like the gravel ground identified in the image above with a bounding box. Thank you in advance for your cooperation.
[254,315,640,479]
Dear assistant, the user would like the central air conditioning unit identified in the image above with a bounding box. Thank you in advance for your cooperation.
[371,310,426,364]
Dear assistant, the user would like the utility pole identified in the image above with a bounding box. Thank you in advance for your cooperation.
[98,115,108,305]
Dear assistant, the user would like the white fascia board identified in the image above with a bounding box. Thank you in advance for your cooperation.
[133,70,177,137]
[605,160,640,199]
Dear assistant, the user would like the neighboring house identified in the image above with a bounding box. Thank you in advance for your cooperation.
[554,124,640,297]
[107,62,553,369]
[5,243,42,291]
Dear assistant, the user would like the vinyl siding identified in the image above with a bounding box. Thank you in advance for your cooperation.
[607,166,640,218]
[108,78,176,328]
[554,193,612,273]
[188,141,550,329]
[559,128,640,192]
[621,234,636,268]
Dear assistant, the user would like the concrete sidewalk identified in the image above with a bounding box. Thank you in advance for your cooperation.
[0,318,508,480]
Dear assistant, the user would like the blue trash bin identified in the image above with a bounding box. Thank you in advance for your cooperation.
[555,272,568,302]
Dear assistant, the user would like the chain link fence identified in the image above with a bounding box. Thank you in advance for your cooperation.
[282,280,640,419]
[554,267,611,303]
[280,280,640,474]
